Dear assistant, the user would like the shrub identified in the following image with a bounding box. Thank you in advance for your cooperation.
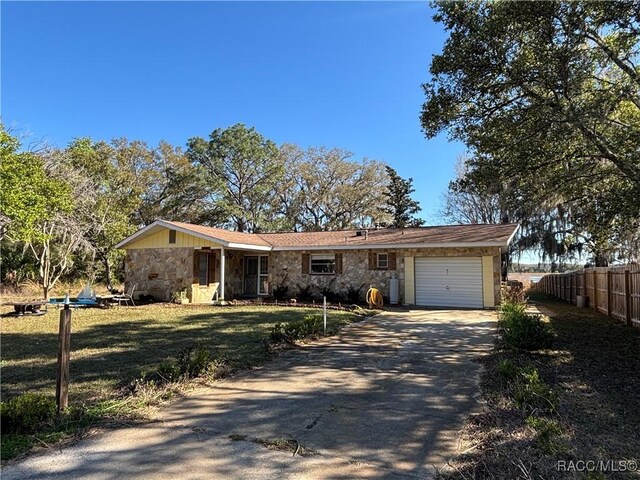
[156,361,182,382]
[320,286,337,302]
[344,284,365,303]
[1,434,34,461]
[270,315,323,343]
[0,393,57,434]
[176,345,223,379]
[500,311,554,351]
[498,299,527,320]
[514,367,557,412]
[143,346,225,384]
[272,284,289,301]
[296,285,314,302]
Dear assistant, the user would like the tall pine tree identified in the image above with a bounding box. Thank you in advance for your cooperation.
[382,166,424,228]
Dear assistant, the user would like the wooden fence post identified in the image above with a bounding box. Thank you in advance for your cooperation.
[559,276,562,299]
[606,270,612,317]
[56,304,72,413]
[570,274,573,303]
[593,270,598,311]
[625,270,632,326]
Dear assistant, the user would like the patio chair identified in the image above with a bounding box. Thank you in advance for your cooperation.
[113,284,137,307]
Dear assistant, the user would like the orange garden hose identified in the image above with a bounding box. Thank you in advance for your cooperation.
[366,286,384,309]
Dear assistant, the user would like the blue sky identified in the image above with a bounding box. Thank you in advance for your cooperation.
[2,1,466,222]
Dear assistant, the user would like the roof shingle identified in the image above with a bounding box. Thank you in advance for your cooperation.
[258,224,518,248]
[166,221,518,249]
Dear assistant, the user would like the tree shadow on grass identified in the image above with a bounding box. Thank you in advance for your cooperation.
[542,303,640,463]
[3,312,497,479]
[1,309,363,402]
[445,300,640,480]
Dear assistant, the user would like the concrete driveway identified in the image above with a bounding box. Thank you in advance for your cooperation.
[3,309,496,480]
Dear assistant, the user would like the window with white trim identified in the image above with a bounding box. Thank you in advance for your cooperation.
[169,229,177,244]
[377,253,388,269]
[310,254,336,274]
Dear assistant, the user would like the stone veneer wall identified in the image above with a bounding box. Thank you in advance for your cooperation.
[126,246,501,305]
[125,247,246,303]
[125,248,193,301]
[268,247,502,305]
[267,249,400,302]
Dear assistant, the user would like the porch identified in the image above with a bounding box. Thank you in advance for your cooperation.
[190,247,269,304]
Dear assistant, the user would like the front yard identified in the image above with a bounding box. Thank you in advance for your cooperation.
[0,304,362,460]
[1,304,360,403]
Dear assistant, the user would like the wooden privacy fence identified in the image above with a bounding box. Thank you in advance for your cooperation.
[534,265,640,328]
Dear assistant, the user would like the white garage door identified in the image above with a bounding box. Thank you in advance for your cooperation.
[415,257,483,308]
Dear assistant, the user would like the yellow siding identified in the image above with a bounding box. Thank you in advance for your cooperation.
[124,228,222,250]
[404,256,415,305]
[482,255,495,308]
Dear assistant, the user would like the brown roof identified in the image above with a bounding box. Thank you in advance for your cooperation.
[117,220,518,250]
[258,224,519,248]
[163,221,272,247]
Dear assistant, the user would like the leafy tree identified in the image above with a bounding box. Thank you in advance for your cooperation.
[278,145,390,231]
[187,124,283,232]
[0,126,72,243]
[138,141,224,227]
[382,166,424,228]
[65,137,156,286]
[0,127,86,297]
[422,1,640,265]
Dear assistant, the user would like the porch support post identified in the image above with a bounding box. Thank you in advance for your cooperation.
[219,246,226,301]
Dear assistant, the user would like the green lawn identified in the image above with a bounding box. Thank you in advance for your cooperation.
[1,304,360,405]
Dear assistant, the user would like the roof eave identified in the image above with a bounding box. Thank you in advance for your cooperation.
[115,220,231,249]
[226,242,272,251]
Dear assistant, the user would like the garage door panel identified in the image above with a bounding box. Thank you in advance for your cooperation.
[414,257,483,308]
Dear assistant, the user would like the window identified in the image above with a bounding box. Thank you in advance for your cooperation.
[169,229,176,244]
[310,254,336,274]
[377,253,388,269]
[198,253,209,286]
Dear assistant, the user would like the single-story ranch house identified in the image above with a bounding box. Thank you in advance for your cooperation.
[115,220,519,308]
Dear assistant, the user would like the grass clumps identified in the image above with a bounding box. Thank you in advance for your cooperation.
[132,345,229,395]
[0,393,99,461]
[498,299,553,351]
[497,359,558,413]
[270,315,324,343]
[1,393,56,435]
[525,415,566,454]
[513,366,558,412]
[496,358,519,381]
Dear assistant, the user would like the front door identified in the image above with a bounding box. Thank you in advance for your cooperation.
[243,255,268,296]
[244,256,259,296]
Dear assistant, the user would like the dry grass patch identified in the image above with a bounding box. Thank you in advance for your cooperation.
[440,292,640,480]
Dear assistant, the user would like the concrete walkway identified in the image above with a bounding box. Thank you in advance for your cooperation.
[3,309,496,480]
